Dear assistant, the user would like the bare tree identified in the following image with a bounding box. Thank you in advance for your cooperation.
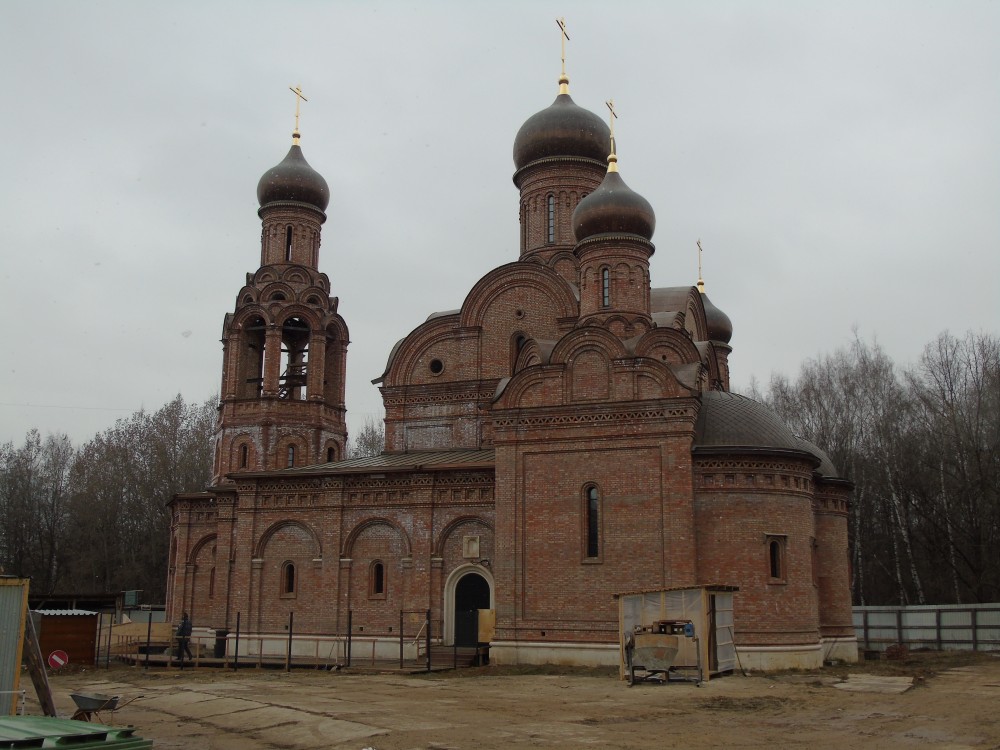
[907,332,1000,602]
[347,416,385,458]
[66,395,215,600]
[762,330,999,606]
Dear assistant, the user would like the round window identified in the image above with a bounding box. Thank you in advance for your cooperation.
[429,359,444,375]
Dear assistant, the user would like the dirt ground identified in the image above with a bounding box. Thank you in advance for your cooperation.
[28,651,1000,749]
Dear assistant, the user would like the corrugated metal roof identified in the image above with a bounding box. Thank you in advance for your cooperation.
[0,717,153,748]
[1,578,29,716]
[32,609,98,616]
[283,449,496,475]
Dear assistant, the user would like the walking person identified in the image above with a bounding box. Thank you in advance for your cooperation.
[176,612,194,665]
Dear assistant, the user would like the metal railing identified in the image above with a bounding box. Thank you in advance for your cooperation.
[96,609,444,672]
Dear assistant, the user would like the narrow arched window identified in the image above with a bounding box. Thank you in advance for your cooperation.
[287,445,295,468]
[547,194,556,243]
[240,445,249,469]
[327,446,335,462]
[585,485,600,559]
[285,226,293,262]
[282,561,296,596]
[601,268,611,307]
[766,535,787,581]
[370,561,386,597]
[520,201,527,249]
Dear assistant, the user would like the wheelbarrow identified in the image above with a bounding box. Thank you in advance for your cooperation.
[69,692,141,723]
[624,620,702,686]
[624,631,680,685]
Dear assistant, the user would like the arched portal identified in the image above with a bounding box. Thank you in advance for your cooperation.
[444,566,493,646]
[454,572,490,647]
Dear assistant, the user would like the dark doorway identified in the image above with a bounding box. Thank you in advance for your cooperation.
[454,573,491,647]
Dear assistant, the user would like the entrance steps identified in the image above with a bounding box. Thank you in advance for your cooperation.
[427,645,485,669]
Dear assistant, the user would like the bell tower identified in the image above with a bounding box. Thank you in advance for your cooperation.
[211,89,349,484]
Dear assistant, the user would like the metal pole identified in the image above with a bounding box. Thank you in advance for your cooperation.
[105,612,113,669]
[233,612,241,671]
[399,611,404,669]
[425,609,431,672]
[144,616,152,670]
[286,611,294,672]
[346,610,352,668]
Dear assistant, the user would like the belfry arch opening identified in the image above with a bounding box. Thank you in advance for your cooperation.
[240,316,267,398]
[279,317,310,400]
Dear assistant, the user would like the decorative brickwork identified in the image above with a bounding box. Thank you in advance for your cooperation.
[167,77,856,670]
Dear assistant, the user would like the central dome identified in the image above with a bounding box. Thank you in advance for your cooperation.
[513,92,610,170]
[257,144,330,212]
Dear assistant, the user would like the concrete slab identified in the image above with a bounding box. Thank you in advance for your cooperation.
[202,705,317,732]
[832,674,914,694]
[250,716,386,748]
[156,695,263,719]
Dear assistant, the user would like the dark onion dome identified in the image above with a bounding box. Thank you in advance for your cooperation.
[257,143,329,212]
[572,155,655,242]
[700,291,733,344]
[694,391,817,463]
[513,87,611,170]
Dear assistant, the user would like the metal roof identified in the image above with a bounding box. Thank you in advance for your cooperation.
[693,391,815,458]
[280,449,496,476]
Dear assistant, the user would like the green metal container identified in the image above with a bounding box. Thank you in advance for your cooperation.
[0,716,153,748]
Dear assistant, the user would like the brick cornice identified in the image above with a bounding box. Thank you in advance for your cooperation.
[493,401,697,436]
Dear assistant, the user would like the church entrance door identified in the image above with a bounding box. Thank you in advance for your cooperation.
[453,572,490,647]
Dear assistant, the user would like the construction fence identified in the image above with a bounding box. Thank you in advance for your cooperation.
[854,603,1000,652]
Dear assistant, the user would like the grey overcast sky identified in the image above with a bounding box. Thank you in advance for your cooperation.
[1,0,998,446]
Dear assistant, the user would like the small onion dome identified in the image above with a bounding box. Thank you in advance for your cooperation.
[257,144,329,212]
[701,292,733,344]
[513,91,610,170]
[572,157,655,242]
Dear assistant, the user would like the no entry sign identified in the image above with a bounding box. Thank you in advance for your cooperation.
[47,650,69,669]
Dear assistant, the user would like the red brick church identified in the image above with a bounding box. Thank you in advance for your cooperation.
[167,59,858,670]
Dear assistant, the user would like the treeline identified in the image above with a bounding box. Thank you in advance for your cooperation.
[3,333,996,608]
[752,331,999,606]
[0,396,215,602]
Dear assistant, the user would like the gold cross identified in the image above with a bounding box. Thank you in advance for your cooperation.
[556,18,570,77]
[289,85,308,138]
[697,239,705,289]
[606,99,618,157]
